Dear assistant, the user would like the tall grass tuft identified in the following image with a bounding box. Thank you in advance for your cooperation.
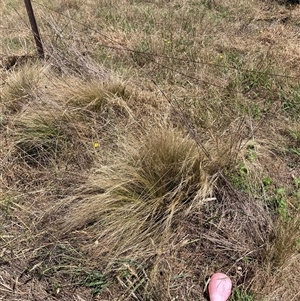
[62,128,218,260]
[1,64,47,113]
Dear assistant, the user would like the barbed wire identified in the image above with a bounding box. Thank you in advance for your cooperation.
[3,1,297,161]
[4,0,289,106]
[29,0,300,81]
[4,0,300,94]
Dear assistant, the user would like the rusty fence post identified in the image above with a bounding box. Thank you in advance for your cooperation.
[24,0,44,59]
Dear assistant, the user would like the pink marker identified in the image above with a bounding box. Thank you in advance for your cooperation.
[208,273,232,301]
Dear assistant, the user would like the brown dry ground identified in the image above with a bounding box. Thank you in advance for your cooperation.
[1,1,300,301]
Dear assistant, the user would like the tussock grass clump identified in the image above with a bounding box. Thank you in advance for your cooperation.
[252,217,300,300]
[266,217,300,270]
[53,129,281,299]
[11,105,93,168]
[62,78,132,116]
[13,109,69,166]
[62,128,217,259]
[2,68,136,170]
[1,64,47,113]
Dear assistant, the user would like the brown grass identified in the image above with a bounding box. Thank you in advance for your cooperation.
[1,0,299,300]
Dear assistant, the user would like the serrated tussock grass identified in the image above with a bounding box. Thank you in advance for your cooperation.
[1,0,300,300]
[54,127,286,299]
[60,77,133,118]
[251,217,300,300]
[2,65,135,168]
[12,108,73,166]
[61,128,219,259]
[1,63,48,113]
[266,217,300,270]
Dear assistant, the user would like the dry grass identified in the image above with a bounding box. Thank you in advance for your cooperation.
[1,63,47,112]
[60,128,217,253]
[1,0,300,300]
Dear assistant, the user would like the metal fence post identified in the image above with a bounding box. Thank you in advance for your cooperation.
[24,0,44,59]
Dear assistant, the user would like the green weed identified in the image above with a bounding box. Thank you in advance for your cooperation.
[81,271,109,296]
[272,188,289,220]
[0,196,13,220]
[262,176,272,188]
[229,288,255,301]
[228,143,258,192]
[290,147,300,156]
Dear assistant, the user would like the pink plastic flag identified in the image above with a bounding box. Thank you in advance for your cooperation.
[208,272,232,301]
